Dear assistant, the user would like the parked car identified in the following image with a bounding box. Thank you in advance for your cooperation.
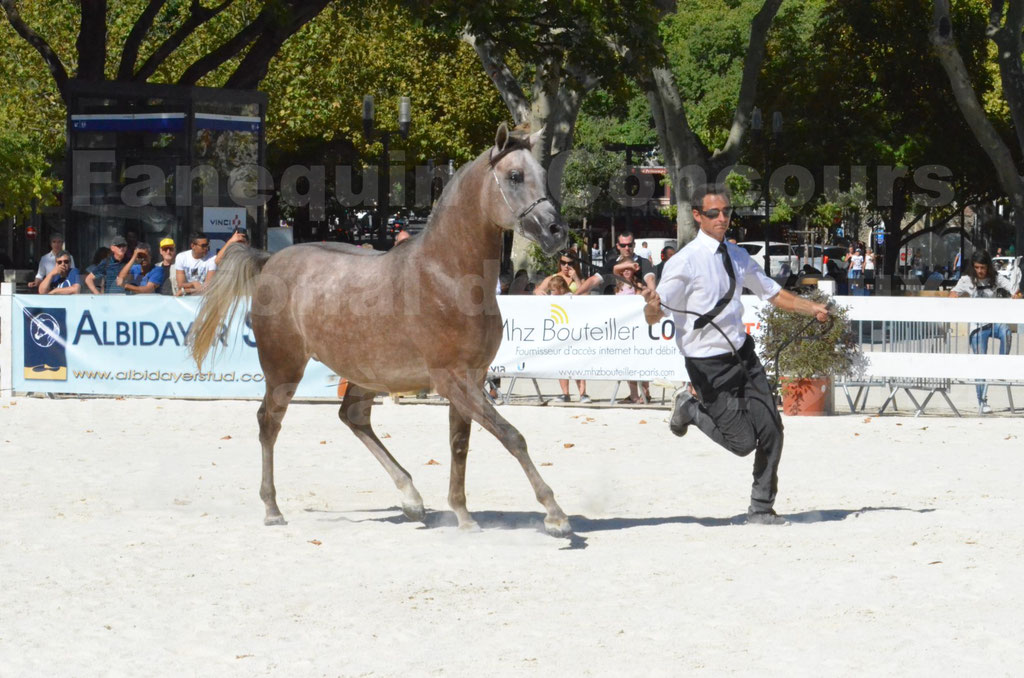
[736,241,799,277]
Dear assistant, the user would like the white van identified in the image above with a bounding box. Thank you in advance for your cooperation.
[736,241,799,277]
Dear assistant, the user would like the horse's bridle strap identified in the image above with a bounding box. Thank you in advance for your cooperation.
[491,167,550,223]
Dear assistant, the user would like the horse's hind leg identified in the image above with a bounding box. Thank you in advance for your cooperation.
[447,404,478,530]
[439,371,570,536]
[258,363,306,526]
[339,383,425,521]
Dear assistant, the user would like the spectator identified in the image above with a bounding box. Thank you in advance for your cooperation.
[30,232,74,290]
[543,275,570,295]
[847,247,864,293]
[157,238,177,295]
[534,250,592,404]
[655,245,677,284]
[952,249,1022,414]
[175,231,216,295]
[215,230,248,265]
[864,248,876,292]
[124,228,140,255]
[117,243,165,294]
[614,259,650,403]
[603,231,655,289]
[37,251,81,295]
[636,240,653,261]
[509,269,533,295]
[533,249,601,296]
[497,273,512,295]
[85,236,130,294]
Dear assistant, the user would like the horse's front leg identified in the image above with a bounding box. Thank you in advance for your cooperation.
[438,370,571,537]
[447,404,479,530]
[339,383,425,522]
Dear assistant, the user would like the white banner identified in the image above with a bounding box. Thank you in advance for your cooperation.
[488,296,764,382]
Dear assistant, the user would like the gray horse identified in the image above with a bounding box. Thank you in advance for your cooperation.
[189,124,572,535]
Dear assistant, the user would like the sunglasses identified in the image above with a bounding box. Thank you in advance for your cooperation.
[160,246,175,251]
[698,207,733,219]
[617,242,635,248]
[559,260,574,266]
[195,243,210,249]
[56,260,70,265]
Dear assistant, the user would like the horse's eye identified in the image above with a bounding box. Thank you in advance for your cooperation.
[509,170,523,184]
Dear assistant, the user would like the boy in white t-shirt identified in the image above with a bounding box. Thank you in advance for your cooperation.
[174,232,217,295]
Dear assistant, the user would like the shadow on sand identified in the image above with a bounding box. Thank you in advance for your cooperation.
[305,505,935,551]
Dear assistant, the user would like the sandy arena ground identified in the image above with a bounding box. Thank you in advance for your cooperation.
[2,396,1023,677]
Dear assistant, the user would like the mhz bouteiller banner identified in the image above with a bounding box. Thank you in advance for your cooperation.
[10,294,768,397]
[488,296,764,382]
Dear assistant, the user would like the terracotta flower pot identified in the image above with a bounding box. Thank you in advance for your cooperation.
[781,377,830,416]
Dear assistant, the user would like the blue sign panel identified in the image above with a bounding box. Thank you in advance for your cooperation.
[22,307,68,381]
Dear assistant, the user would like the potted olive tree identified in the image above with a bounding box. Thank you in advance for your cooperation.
[755,288,861,415]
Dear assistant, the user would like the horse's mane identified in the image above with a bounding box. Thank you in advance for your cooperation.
[421,132,532,233]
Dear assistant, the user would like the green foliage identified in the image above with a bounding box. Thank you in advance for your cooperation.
[559,146,625,224]
[756,288,860,379]
[660,0,765,150]
[263,2,507,165]
[0,129,60,219]
[0,1,509,215]
[753,0,997,215]
[725,171,756,209]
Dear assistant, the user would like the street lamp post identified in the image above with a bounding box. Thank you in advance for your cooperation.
[751,107,783,274]
[362,95,411,245]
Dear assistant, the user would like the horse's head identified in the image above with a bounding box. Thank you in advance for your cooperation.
[487,123,567,255]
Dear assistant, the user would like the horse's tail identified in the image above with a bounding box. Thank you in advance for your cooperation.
[188,245,272,369]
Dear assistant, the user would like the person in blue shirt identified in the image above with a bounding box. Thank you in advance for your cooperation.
[116,243,165,294]
[85,235,129,294]
[38,251,81,294]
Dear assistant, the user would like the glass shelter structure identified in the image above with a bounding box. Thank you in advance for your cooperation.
[64,79,267,264]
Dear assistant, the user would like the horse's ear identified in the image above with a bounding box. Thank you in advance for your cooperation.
[494,123,510,152]
[528,128,542,148]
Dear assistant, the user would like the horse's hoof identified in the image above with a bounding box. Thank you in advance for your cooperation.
[402,503,426,522]
[264,514,287,526]
[544,516,572,537]
[458,519,481,532]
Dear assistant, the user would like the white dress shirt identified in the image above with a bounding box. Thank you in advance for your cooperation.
[656,230,781,358]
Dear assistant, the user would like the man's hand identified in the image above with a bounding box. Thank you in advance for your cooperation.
[640,286,664,325]
[811,302,829,323]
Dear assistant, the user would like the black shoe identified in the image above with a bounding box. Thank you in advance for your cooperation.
[559,394,571,403]
[669,389,694,437]
[746,509,789,525]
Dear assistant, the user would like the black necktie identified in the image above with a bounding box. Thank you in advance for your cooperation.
[693,242,736,330]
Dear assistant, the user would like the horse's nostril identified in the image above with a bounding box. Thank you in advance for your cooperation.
[548,223,564,237]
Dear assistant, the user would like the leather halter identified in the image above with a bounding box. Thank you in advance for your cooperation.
[490,156,551,233]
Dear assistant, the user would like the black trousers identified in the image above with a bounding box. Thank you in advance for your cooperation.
[683,335,784,513]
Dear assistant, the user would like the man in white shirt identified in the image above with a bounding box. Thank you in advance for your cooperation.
[30,232,74,290]
[635,240,653,261]
[174,231,217,295]
[641,184,828,525]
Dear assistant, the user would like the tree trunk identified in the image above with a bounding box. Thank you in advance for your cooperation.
[932,0,1024,256]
